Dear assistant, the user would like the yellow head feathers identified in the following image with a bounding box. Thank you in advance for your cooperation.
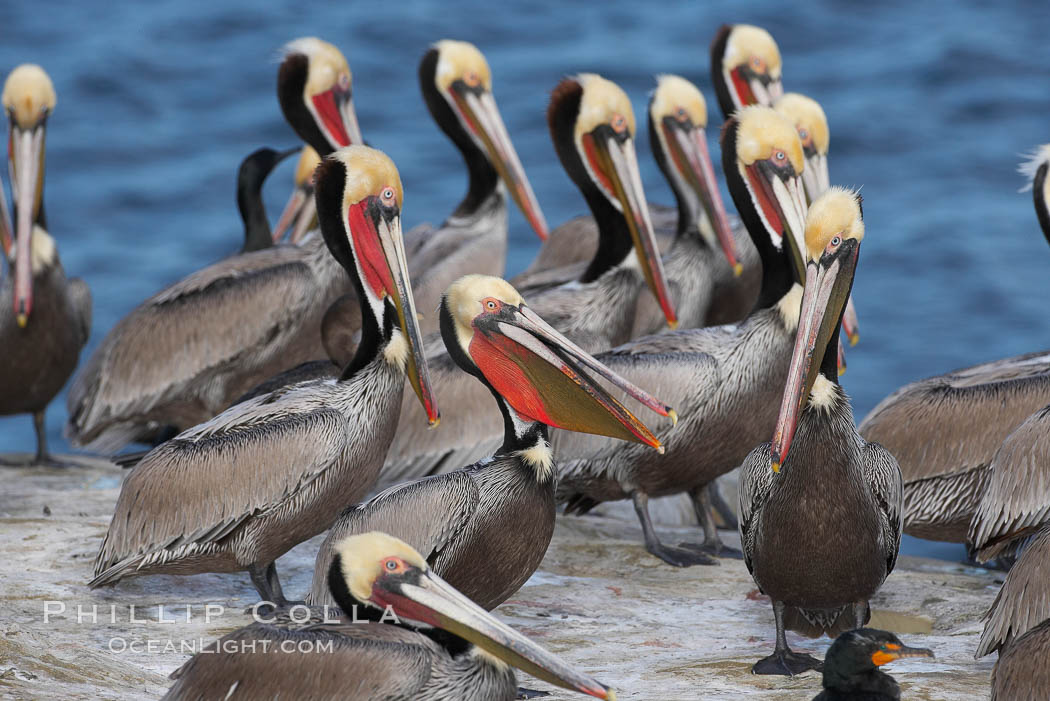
[284,37,352,99]
[335,532,428,603]
[329,145,403,210]
[775,93,829,156]
[294,145,322,187]
[650,74,707,128]
[573,73,636,141]
[445,274,524,352]
[724,24,782,79]
[2,64,56,129]
[734,105,804,173]
[804,187,864,261]
[433,40,492,93]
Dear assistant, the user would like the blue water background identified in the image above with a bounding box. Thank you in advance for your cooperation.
[3,0,1050,560]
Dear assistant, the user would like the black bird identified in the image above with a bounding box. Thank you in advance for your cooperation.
[236,146,299,252]
[814,628,934,700]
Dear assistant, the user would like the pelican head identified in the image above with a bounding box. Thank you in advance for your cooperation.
[421,40,548,240]
[328,532,615,699]
[439,274,674,452]
[710,24,783,119]
[313,145,437,426]
[770,187,864,471]
[722,105,808,288]
[1020,144,1050,248]
[3,64,57,327]
[272,145,322,244]
[278,38,363,156]
[774,92,830,205]
[649,74,740,276]
[547,74,677,329]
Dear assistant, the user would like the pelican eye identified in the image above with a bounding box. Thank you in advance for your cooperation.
[798,128,809,140]
[338,73,351,91]
[773,150,786,162]
[382,557,406,573]
[481,297,502,312]
[831,236,841,246]
[611,113,627,134]
[751,55,764,70]
[464,71,480,88]
[380,187,396,205]
[675,106,688,121]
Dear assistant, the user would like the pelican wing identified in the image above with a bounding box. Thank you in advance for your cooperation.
[309,471,481,607]
[971,406,1050,560]
[977,525,1050,657]
[92,403,349,583]
[163,622,433,700]
[67,246,318,451]
[737,442,776,578]
[863,441,904,576]
[859,351,1050,483]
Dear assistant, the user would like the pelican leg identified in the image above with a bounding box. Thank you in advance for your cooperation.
[631,491,718,567]
[678,484,743,559]
[752,600,824,675]
[706,481,739,531]
[248,562,304,612]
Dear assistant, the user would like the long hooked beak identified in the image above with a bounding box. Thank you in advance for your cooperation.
[770,239,860,471]
[730,67,783,109]
[310,84,363,152]
[584,129,677,328]
[448,85,549,240]
[800,151,830,206]
[842,296,860,346]
[372,566,615,699]
[472,302,674,451]
[872,643,935,666]
[9,119,46,328]
[663,120,740,275]
[273,182,318,244]
[353,201,439,426]
[742,158,808,283]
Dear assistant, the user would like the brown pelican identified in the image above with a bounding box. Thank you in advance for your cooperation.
[628,74,743,336]
[552,105,809,567]
[90,146,437,605]
[66,38,364,451]
[378,73,676,488]
[739,188,902,675]
[270,145,321,245]
[710,24,784,120]
[164,533,614,701]
[992,617,1050,701]
[0,64,92,467]
[311,274,670,611]
[977,524,1050,659]
[859,145,1050,544]
[814,628,933,701]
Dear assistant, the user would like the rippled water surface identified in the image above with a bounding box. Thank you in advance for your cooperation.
[3,1,1050,559]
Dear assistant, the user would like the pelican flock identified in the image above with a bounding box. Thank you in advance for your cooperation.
[2,17,1048,700]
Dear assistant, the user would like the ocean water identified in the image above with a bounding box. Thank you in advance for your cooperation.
[3,1,1049,560]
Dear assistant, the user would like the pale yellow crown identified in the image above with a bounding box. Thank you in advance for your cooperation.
[2,64,56,129]
[724,24,782,79]
[335,532,428,602]
[284,37,351,99]
[433,39,492,93]
[774,93,829,155]
[445,274,524,353]
[1019,144,1050,205]
[295,145,322,187]
[573,73,636,141]
[734,105,804,173]
[804,186,864,261]
[650,74,707,128]
[330,145,403,210]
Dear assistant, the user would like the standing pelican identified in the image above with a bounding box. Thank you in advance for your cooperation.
[860,145,1050,544]
[404,40,548,336]
[67,38,364,451]
[739,188,902,675]
[90,146,437,605]
[311,274,671,611]
[269,145,321,245]
[553,106,809,567]
[378,73,676,487]
[0,65,92,467]
[164,533,614,701]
